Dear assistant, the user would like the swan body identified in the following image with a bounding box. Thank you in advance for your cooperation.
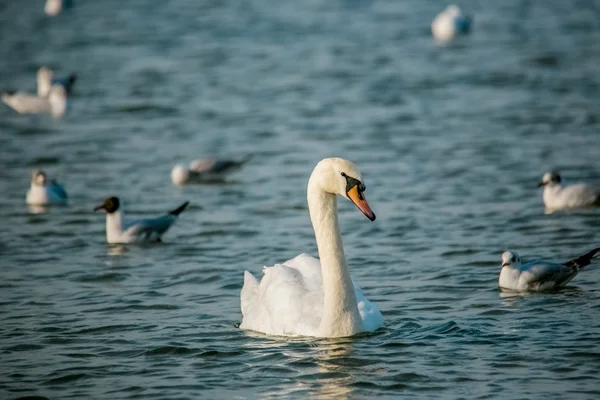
[538,172,600,212]
[499,248,600,291]
[432,5,472,42]
[2,85,68,117]
[171,158,247,184]
[240,158,382,338]
[94,196,189,244]
[26,169,68,205]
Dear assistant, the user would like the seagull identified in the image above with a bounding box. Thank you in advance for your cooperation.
[45,0,73,16]
[499,248,600,291]
[26,169,68,205]
[171,158,248,185]
[431,5,473,42]
[37,67,77,97]
[94,196,189,244]
[2,84,68,118]
[538,172,600,211]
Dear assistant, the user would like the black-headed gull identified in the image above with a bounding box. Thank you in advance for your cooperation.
[94,196,189,244]
[45,0,73,16]
[2,85,68,118]
[171,158,248,185]
[431,5,473,42]
[538,172,600,211]
[499,248,600,291]
[26,169,68,205]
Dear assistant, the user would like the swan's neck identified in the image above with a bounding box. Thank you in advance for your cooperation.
[308,185,362,337]
[106,211,124,242]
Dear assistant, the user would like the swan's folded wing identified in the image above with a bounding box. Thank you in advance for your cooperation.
[353,280,384,332]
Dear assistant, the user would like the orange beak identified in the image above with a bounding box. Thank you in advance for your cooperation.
[347,185,376,221]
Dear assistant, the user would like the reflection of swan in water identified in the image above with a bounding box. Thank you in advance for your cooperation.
[243,336,357,399]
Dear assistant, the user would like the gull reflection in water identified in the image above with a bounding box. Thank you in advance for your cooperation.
[28,205,48,214]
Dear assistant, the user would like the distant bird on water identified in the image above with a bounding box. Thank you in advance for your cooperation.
[26,169,68,205]
[171,158,249,185]
[538,171,600,212]
[45,0,73,16]
[499,248,600,291]
[432,5,472,42]
[94,196,189,244]
[37,67,77,97]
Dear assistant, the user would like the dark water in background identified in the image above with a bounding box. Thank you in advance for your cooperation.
[1,0,600,398]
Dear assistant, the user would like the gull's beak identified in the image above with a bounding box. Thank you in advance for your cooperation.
[94,204,105,212]
[537,181,546,187]
[347,185,376,221]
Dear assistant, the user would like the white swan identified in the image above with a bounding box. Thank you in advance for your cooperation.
[240,158,383,338]
[538,171,600,212]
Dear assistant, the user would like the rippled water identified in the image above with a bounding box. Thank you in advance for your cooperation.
[1,0,600,399]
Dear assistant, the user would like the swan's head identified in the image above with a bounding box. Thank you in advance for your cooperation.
[501,251,521,269]
[31,169,48,186]
[171,164,190,185]
[311,158,376,221]
[538,171,561,188]
[94,196,121,214]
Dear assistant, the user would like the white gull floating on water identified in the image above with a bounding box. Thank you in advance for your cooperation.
[26,169,68,205]
[431,5,473,42]
[94,196,189,244]
[499,248,600,292]
[45,0,73,16]
[171,158,248,185]
[538,171,600,212]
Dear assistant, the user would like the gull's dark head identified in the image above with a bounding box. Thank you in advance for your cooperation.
[538,171,561,188]
[94,196,120,213]
[32,169,48,186]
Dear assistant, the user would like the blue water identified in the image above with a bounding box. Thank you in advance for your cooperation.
[1,0,600,399]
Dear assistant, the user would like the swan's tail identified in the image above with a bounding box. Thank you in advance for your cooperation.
[240,271,259,317]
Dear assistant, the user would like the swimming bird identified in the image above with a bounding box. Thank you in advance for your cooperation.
[499,248,600,291]
[431,5,473,42]
[37,67,77,97]
[171,158,248,184]
[240,158,383,338]
[94,196,189,244]
[26,169,68,205]
[45,0,73,16]
[1,85,68,118]
[538,172,600,211]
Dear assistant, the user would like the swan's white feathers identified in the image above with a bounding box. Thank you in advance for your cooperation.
[240,253,382,337]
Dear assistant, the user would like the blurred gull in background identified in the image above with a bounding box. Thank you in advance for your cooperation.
[26,169,68,205]
[171,158,249,185]
[45,0,73,16]
[538,171,600,212]
[431,5,472,42]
